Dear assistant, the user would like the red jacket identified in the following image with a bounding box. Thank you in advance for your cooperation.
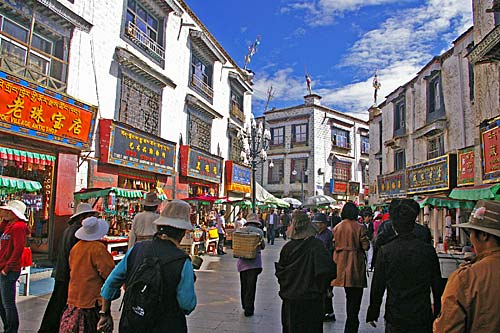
[0,221,30,273]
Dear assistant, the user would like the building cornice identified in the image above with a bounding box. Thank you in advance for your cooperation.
[469,24,500,64]
[186,94,223,119]
[36,0,93,32]
[190,29,226,64]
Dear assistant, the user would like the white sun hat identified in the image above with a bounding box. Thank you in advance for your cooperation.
[75,217,109,241]
[0,200,28,221]
[70,203,98,219]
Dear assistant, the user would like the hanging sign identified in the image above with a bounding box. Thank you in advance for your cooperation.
[99,119,176,174]
[406,154,456,194]
[348,181,360,196]
[180,145,223,183]
[481,120,500,183]
[377,170,406,198]
[457,147,475,186]
[225,161,251,193]
[333,181,347,194]
[0,70,97,149]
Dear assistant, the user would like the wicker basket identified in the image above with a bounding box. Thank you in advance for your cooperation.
[232,231,260,259]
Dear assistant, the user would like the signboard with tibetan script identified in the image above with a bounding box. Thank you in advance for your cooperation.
[377,170,406,198]
[225,161,251,193]
[406,154,456,194]
[180,145,223,183]
[0,71,97,149]
[457,147,475,186]
[99,119,176,174]
[481,119,500,183]
[333,181,347,194]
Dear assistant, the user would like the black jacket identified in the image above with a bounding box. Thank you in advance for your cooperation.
[367,233,442,330]
[275,237,336,301]
[54,221,82,282]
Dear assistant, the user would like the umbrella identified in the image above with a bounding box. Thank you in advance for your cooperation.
[264,196,290,208]
[281,197,302,207]
[303,195,336,207]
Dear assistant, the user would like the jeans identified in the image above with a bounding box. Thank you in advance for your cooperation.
[267,226,275,245]
[0,271,20,333]
[344,287,364,333]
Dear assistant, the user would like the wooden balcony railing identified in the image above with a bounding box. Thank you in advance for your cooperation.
[126,21,165,61]
[190,73,214,100]
[230,101,245,122]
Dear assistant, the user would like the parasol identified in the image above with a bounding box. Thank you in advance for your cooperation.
[303,195,337,207]
[281,197,302,207]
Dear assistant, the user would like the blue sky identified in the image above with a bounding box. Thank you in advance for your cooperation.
[185,0,472,120]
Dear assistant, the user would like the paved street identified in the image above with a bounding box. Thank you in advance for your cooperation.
[9,237,384,332]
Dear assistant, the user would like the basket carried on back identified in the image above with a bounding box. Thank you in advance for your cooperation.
[232,231,260,259]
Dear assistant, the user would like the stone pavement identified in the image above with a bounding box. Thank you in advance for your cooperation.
[7,237,385,332]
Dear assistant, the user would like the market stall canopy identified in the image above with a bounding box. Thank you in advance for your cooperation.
[0,176,42,193]
[449,184,500,201]
[282,197,302,207]
[303,194,337,207]
[264,196,290,208]
[418,196,476,209]
[0,147,56,166]
[255,182,274,202]
[181,195,227,203]
[74,187,145,201]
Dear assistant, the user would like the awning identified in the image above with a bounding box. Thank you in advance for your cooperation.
[0,147,56,166]
[418,196,476,209]
[74,187,145,201]
[0,176,42,193]
[449,184,500,201]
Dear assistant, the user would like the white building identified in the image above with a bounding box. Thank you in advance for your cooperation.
[258,94,370,205]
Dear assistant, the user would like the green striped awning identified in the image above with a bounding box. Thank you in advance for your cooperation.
[0,176,42,193]
[0,147,56,166]
[449,184,500,201]
[74,187,145,200]
[418,196,476,209]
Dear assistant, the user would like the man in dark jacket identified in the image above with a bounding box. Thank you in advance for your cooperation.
[38,203,98,333]
[367,199,442,332]
[276,211,336,332]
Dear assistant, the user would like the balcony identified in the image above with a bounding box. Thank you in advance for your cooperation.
[230,101,245,122]
[190,73,214,101]
[126,21,165,62]
[332,140,351,150]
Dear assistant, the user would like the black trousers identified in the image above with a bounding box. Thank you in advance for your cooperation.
[344,287,364,333]
[385,322,432,333]
[323,286,334,315]
[38,280,68,332]
[218,234,225,254]
[282,298,323,333]
[239,268,262,313]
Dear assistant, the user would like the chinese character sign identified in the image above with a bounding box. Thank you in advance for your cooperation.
[407,154,456,194]
[0,71,96,149]
[457,147,474,186]
[377,170,406,198]
[180,145,223,183]
[482,124,500,181]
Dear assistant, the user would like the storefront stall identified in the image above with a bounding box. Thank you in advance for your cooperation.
[179,145,223,197]
[0,70,98,257]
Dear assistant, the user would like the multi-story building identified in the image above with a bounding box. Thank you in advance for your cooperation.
[0,0,252,258]
[258,94,369,205]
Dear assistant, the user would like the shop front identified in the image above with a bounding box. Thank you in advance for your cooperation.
[224,161,251,201]
[326,179,348,203]
[0,70,98,257]
[377,169,407,204]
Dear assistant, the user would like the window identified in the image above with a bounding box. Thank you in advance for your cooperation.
[271,127,284,146]
[427,135,444,159]
[292,124,308,146]
[268,159,284,184]
[394,150,405,171]
[361,136,370,154]
[230,89,244,122]
[360,161,369,184]
[188,112,212,152]
[333,161,351,182]
[190,52,213,100]
[428,74,444,114]
[394,98,405,131]
[0,15,67,92]
[332,127,350,149]
[290,159,308,183]
[125,0,164,61]
[119,75,161,135]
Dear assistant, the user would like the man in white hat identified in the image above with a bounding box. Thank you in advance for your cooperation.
[434,200,500,332]
[39,202,99,332]
[128,192,161,249]
[98,200,197,332]
[0,200,30,332]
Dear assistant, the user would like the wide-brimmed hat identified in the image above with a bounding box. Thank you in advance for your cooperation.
[244,213,261,226]
[144,192,162,206]
[70,203,98,220]
[75,217,109,241]
[153,200,193,230]
[312,213,328,223]
[0,200,27,221]
[286,211,317,240]
[453,200,500,237]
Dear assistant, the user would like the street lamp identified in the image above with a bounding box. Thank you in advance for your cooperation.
[292,168,309,203]
[238,114,271,213]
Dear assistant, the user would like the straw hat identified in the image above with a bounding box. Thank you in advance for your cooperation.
[153,200,193,230]
[70,203,98,219]
[75,217,109,241]
[453,200,500,237]
[144,192,161,206]
[286,211,317,240]
[244,213,262,226]
[0,200,28,221]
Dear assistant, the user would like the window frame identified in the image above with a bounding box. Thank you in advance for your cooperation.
[189,51,214,101]
[394,97,406,132]
[394,150,406,171]
[290,158,308,183]
[271,126,285,147]
[361,135,370,155]
[292,123,308,146]
[268,159,284,184]
[332,127,350,149]
[427,71,445,121]
[427,135,444,160]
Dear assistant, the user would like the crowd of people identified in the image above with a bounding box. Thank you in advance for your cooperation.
[0,194,498,332]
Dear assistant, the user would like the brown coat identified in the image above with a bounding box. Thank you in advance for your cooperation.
[332,219,370,288]
[433,247,500,333]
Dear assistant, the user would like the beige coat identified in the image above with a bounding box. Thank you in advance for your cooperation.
[333,219,370,288]
[434,247,500,332]
[128,211,160,248]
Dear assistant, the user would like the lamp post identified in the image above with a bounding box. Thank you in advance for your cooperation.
[238,115,271,213]
[292,168,309,203]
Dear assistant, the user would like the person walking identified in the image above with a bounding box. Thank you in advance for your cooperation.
[38,203,99,332]
[58,217,115,332]
[234,211,246,231]
[128,192,161,248]
[333,202,370,333]
[312,212,336,322]
[217,209,226,255]
[434,200,500,332]
[361,208,374,270]
[98,200,197,332]
[366,199,442,332]
[0,200,30,333]
[276,211,336,332]
[280,209,291,240]
[237,213,265,317]
[265,209,279,245]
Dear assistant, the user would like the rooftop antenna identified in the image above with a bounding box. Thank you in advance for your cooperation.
[373,69,381,106]
[264,85,275,112]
